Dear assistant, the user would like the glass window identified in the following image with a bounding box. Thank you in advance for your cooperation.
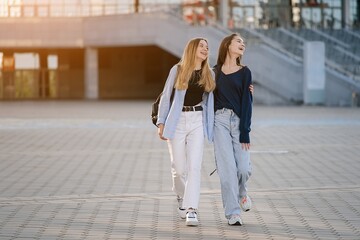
[14,53,40,70]
[48,55,58,69]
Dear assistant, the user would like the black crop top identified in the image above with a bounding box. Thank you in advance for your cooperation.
[183,70,204,106]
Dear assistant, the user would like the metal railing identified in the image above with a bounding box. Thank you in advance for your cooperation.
[0,2,180,18]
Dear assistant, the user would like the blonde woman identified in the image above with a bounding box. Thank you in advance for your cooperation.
[157,38,216,226]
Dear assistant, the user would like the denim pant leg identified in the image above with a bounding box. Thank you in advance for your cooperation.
[214,109,241,218]
[214,109,252,218]
[231,115,252,200]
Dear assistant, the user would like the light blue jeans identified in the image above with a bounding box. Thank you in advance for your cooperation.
[214,108,252,219]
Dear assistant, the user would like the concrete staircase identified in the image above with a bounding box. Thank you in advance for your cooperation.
[1,12,359,106]
[238,27,360,106]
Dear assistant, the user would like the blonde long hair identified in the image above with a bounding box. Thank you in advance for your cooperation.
[175,38,215,92]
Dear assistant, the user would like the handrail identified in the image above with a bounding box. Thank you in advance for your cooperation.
[333,45,360,62]
[239,28,303,62]
[241,27,360,84]
[325,59,360,84]
[310,28,350,49]
[279,27,306,43]
[280,27,360,64]
[344,29,360,41]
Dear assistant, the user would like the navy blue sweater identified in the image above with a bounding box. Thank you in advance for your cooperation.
[214,66,253,143]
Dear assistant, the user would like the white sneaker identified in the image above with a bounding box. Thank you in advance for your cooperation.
[177,207,186,219]
[228,215,243,226]
[185,210,199,226]
[240,195,252,212]
[177,197,186,219]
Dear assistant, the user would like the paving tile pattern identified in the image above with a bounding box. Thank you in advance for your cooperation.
[0,101,359,239]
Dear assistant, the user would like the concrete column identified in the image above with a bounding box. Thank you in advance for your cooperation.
[358,0,360,26]
[303,42,325,105]
[342,0,350,28]
[38,50,49,98]
[84,47,98,99]
[219,0,229,27]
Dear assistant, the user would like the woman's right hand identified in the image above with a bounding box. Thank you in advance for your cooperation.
[158,124,168,140]
[241,143,251,151]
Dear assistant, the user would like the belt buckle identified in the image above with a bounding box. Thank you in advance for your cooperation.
[184,106,191,111]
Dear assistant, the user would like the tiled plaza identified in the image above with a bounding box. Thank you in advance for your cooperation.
[0,101,359,239]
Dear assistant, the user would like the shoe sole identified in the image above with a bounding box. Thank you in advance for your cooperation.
[186,220,199,226]
[228,222,242,226]
[241,205,251,212]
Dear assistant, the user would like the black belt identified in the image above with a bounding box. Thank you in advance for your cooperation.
[182,106,203,112]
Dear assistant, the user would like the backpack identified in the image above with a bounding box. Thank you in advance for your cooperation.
[151,93,163,127]
[151,66,179,127]
[151,89,175,127]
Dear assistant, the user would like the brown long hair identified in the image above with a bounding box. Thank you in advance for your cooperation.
[175,38,215,92]
[216,33,242,68]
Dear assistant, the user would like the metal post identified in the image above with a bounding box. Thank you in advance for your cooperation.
[135,0,139,13]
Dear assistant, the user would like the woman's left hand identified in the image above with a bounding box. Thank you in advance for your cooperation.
[242,143,250,151]
[249,84,254,95]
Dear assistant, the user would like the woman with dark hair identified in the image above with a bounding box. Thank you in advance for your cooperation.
[157,37,216,226]
[213,33,253,226]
